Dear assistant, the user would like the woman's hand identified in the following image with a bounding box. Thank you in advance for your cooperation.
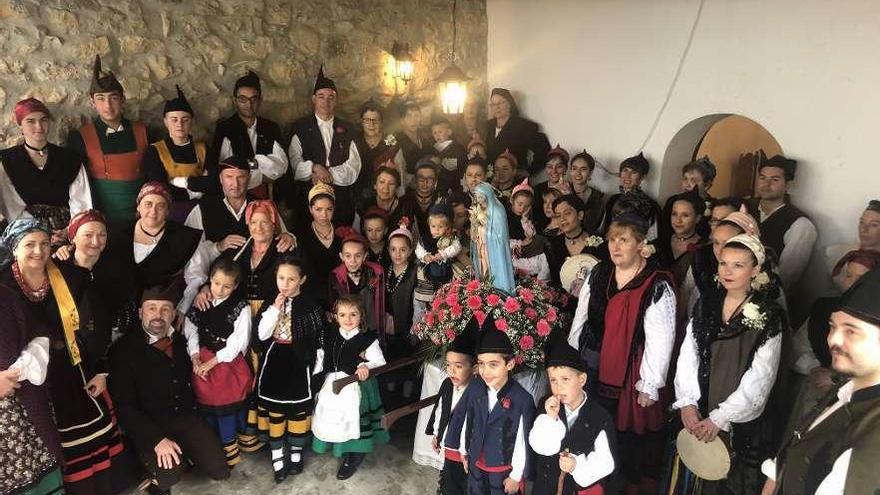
[693,418,721,443]
[637,392,656,408]
[217,234,247,252]
[355,365,370,381]
[193,286,212,311]
[276,232,297,252]
[53,244,73,261]
[680,405,702,433]
[0,368,21,398]
[197,358,218,379]
[84,374,107,397]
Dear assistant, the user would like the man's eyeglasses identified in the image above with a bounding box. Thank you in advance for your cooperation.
[362,118,381,124]
[235,95,261,105]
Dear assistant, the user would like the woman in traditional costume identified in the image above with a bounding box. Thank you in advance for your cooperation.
[568,212,677,494]
[672,234,786,494]
[0,98,91,244]
[296,183,343,311]
[0,219,132,495]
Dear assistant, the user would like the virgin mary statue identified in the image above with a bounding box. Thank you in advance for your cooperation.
[470,182,516,294]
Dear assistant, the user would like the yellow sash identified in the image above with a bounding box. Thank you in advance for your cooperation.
[46,260,82,366]
[153,140,206,178]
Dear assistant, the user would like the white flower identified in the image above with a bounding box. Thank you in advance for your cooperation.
[383,134,397,146]
[742,302,761,320]
[742,302,767,331]
[585,235,604,247]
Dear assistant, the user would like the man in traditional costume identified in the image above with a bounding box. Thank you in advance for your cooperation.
[109,282,230,495]
[748,153,817,294]
[206,70,287,200]
[68,55,153,227]
[762,266,880,493]
[143,85,215,222]
[288,65,362,228]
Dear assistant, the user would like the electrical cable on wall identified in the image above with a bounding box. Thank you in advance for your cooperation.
[592,0,706,178]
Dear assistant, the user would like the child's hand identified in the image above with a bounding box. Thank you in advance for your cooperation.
[544,395,561,420]
[431,435,440,453]
[197,358,218,379]
[422,254,433,264]
[502,477,519,494]
[273,292,286,310]
[355,365,370,381]
[558,449,576,474]
[191,356,201,375]
[461,454,468,474]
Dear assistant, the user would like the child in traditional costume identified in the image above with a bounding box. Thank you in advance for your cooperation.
[184,257,253,470]
[529,339,616,494]
[252,256,325,483]
[312,295,389,480]
[414,203,462,322]
[508,178,550,281]
[445,314,536,495]
[328,228,386,343]
[426,317,478,495]
[360,206,389,266]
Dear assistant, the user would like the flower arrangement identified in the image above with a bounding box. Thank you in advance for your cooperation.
[742,302,767,331]
[412,273,569,369]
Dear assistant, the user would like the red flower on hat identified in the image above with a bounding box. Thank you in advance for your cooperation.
[467,295,482,310]
[486,293,501,307]
[514,356,524,365]
[445,328,456,341]
[501,397,511,409]
[537,319,551,337]
[473,310,486,326]
[495,318,509,332]
[503,297,520,313]
[520,335,535,350]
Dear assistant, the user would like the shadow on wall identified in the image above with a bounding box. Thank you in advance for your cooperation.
[660,114,783,202]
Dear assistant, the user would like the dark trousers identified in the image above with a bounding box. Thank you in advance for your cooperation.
[138,413,230,490]
[440,458,468,495]
[467,467,522,495]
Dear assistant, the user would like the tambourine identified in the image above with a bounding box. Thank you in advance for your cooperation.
[675,428,731,481]
[559,254,599,296]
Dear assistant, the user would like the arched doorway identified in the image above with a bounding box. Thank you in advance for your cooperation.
[660,114,783,200]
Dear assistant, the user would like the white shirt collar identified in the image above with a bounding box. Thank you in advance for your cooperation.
[339,327,361,340]
[105,122,125,135]
[315,113,334,126]
[564,393,587,419]
[143,326,174,344]
[223,197,248,219]
[434,140,452,152]
[211,295,230,306]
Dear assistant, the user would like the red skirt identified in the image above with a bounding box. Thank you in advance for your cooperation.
[193,348,253,412]
[613,349,665,434]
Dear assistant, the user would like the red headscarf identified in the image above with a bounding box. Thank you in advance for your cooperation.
[136,181,172,207]
[14,98,51,125]
[244,200,281,234]
[67,209,106,240]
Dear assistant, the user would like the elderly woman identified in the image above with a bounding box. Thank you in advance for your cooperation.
[0,219,131,495]
[0,282,64,495]
[143,86,213,223]
[296,183,343,310]
[354,101,398,202]
[358,166,413,231]
[109,181,211,325]
[672,234,787,494]
[0,98,92,243]
[568,212,676,494]
[484,88,549,175]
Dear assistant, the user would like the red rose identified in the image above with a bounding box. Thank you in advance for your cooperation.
[473,310,486,326]
[466,279,481,292]
[437,310,446,321]
[467,295,482,310]
[546,307,558,323]
[503,297,521,313]
[450,304,463,317]
[445,328,456,340]
[425,312,435,326]
[432,297,443,311]
[486,293,501,306]
[520,335,535,350]
[536,319,551,336]
[519,288,535,304]
[501,397,511,409]
[495,318,509,332]
[525,308,538,321]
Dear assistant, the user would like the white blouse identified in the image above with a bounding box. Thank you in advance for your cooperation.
[673,319,782,432]
[9,337,50,385]
[568,272,677,401]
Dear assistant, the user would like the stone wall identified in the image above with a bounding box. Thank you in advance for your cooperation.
[0,0,487,147]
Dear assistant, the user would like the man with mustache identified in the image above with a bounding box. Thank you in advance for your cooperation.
[761,266,880,494]
[108,282,229,495]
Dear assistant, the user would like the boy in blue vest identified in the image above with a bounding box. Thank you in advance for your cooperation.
[445,313,535,494]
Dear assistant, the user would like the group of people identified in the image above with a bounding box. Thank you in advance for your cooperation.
[0,52,878,495]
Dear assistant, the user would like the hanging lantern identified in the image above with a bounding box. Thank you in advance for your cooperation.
[437,62,469,115]
[391,41,415,84]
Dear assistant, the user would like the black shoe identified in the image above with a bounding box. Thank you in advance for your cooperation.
[146,485,171,495]
[289,458,304,476]
[273,464,289,484]
[336,453,365,480]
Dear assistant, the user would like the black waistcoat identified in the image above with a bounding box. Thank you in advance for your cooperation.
[754,201,806,260]
[1,144,81,206]
[290,115,356,169]
[323,327,378,375]
[187,297,248,352]
[197,196,248,242]
[807,297,838,369]
[207,114,282,170]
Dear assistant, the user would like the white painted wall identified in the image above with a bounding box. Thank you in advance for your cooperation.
[487,0,880,299]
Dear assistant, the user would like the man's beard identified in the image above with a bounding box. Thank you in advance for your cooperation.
[144,319,169,337]
[830,346,855,377]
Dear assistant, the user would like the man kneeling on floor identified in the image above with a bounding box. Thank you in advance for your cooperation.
[109,281,230,495]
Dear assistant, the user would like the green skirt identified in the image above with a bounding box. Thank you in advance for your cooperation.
[21,467,64,495]
[312,377,389,456]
